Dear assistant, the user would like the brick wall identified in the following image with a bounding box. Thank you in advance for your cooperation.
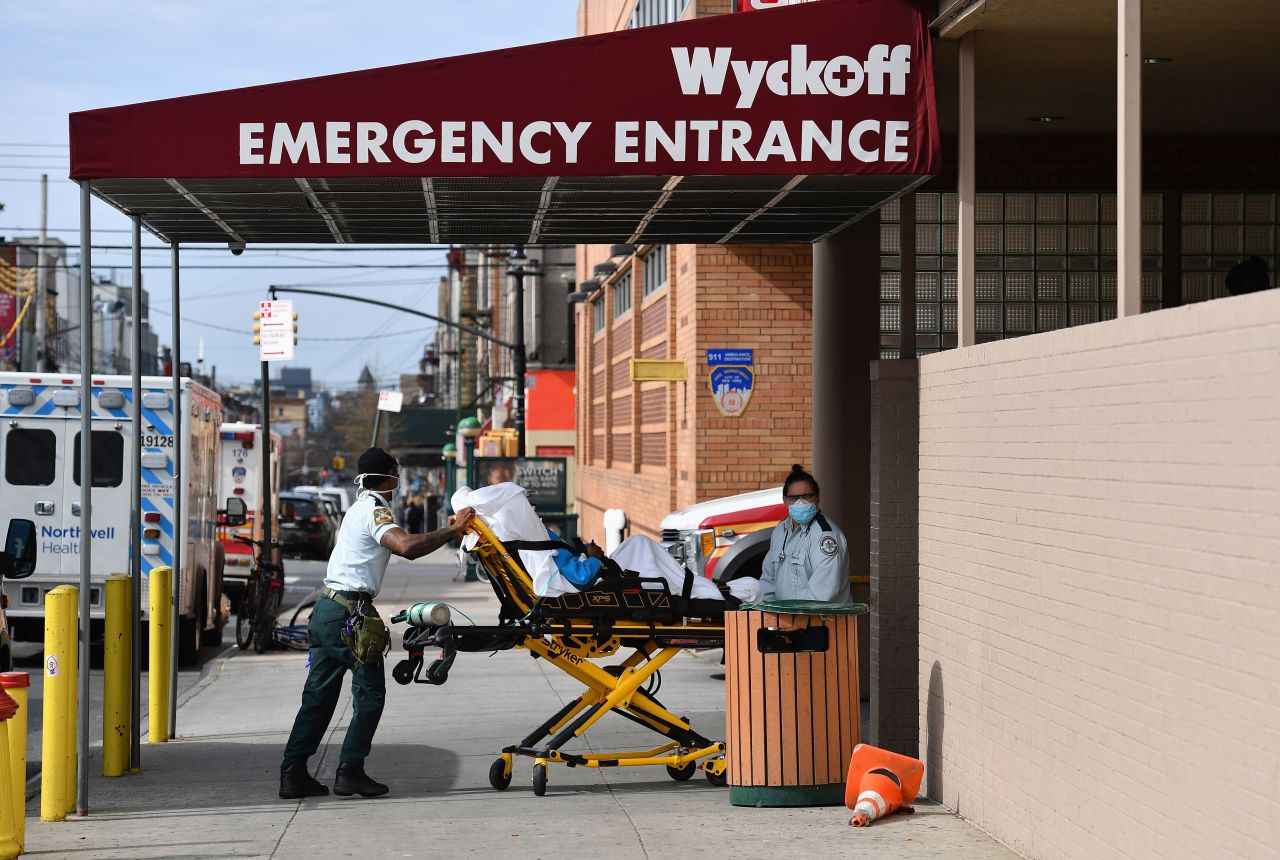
[693,244,814,499]
[577,242,816,538]
[918,289,1280,860]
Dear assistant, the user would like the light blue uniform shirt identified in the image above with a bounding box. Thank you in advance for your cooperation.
[760,514,851,603]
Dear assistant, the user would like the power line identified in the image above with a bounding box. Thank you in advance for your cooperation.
[147,306,435,341]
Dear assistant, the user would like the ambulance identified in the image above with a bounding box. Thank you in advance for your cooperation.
[0,371,227,664]
[216,422,281,601]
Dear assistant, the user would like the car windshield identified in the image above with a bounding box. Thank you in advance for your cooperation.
[281,498,319,520]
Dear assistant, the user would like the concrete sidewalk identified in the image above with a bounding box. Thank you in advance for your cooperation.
[23,550,1019,859]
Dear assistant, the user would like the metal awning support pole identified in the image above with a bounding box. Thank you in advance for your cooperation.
[129,215,143,771]
[168,243,181,737]
[957,34,976,348]
[1117,0,1142,317]
[76,180,93,815]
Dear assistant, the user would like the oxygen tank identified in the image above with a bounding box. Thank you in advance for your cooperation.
[404,602,452,627]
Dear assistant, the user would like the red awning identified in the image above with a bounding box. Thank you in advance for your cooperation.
[69,0,937,244]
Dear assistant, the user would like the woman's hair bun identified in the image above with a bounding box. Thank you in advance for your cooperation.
[791,463,805,472]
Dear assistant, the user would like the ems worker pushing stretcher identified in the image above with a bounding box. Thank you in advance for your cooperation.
[280,447,475,800]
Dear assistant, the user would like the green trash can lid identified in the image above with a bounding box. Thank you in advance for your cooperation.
[739,599,868,616]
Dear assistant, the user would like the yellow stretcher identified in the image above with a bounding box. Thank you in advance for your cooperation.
[392,519,730,796]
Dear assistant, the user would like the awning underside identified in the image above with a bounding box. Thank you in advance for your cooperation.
[91,173,924,245]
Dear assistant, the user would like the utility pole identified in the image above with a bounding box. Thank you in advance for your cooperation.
[35,174,48,370]
[507,245,528,457]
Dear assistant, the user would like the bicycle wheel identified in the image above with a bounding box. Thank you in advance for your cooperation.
[253,573,283,654]
[236,575,260,650]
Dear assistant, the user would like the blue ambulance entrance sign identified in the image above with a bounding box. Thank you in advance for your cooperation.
[708,348,755,417]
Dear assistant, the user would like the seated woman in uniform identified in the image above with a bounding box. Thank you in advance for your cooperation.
[760,465,852,603]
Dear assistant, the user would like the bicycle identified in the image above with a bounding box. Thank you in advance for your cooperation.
[234,535,285,654]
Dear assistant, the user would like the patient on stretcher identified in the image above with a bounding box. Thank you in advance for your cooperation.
[452,482,762,604]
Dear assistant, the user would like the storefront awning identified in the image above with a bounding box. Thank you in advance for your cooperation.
[69,0,938,245]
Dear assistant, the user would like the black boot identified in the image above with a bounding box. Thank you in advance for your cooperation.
[334,761,389,798]
[280,762,329,799]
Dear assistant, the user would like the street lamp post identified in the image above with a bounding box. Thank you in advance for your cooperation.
[441,440,458,527]
[506,246,530,458]
[458,416,483,489]
[457,416,483,582]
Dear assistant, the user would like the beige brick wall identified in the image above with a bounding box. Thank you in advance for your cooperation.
[917,290,1280,860]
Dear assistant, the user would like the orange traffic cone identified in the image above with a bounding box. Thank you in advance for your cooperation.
[845,743,924,827]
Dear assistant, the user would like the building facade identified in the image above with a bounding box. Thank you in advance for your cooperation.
[575,0,817,540]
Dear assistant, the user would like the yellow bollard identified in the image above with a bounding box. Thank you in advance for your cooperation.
[148,566,172,744]
[40,586,71,822]
[0,686,20,859]
[103,575,131,777]
[63,585,78,816]
[0,674,27,855]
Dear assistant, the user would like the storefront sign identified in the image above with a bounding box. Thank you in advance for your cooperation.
[475,457,569,512]
[71,0,937,180]
[708,348,754,417]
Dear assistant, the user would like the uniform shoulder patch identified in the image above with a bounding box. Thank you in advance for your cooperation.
[819,535,838,557]
[372,507,395,528]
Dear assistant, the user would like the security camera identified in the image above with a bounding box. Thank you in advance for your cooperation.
[229,241,246,256]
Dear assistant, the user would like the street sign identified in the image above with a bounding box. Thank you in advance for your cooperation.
[378,390,404,413]
[257,300,294,361]
[630,359,687,382]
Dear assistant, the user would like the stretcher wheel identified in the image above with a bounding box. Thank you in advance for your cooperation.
[489,757,512,791]
[666,762,696,781]
[705,768,727,788]
[532,763,548,797]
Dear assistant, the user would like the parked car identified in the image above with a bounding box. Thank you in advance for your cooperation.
[295,491,343,540]
[277,492,336,560]
[293,484,353,515]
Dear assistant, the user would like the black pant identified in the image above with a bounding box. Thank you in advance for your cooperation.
[282,595,385,770]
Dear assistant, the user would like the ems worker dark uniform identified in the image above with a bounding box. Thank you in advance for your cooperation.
[760,465,852,604]
[280,447,474,800]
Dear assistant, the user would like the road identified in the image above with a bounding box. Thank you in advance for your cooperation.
[16,558,329,782]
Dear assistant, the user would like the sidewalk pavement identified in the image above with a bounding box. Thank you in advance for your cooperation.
[23,549,1019,859]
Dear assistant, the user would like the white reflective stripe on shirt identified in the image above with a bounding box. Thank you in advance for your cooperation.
[324,492,397,596]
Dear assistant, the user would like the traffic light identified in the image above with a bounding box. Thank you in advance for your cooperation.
[332,454,346,471]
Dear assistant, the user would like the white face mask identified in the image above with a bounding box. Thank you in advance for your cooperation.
[356,472,399,502]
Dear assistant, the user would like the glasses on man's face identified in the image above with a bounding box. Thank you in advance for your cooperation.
[784,492,817,505]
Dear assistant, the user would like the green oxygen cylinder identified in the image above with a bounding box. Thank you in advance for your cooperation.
[404,602,452,628]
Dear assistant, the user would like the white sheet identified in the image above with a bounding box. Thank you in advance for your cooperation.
[453,482,764,603]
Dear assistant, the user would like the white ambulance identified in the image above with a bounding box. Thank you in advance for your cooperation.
[0,371,226,664]
[216,422,281,601]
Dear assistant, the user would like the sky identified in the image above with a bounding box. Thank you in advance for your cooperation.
[0,0,580,390]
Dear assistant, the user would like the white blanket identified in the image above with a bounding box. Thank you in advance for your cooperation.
[452,483,762,603]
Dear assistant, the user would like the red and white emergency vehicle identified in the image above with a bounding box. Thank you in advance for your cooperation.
[660,486,786,583]
[216,422,281,600]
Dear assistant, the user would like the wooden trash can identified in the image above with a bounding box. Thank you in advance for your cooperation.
[724,601,867,807]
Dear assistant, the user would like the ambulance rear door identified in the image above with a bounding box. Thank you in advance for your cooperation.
[64,414,131,599]
[0,412,67,581]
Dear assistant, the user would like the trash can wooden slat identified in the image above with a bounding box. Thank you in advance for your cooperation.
[725,603,867,807]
